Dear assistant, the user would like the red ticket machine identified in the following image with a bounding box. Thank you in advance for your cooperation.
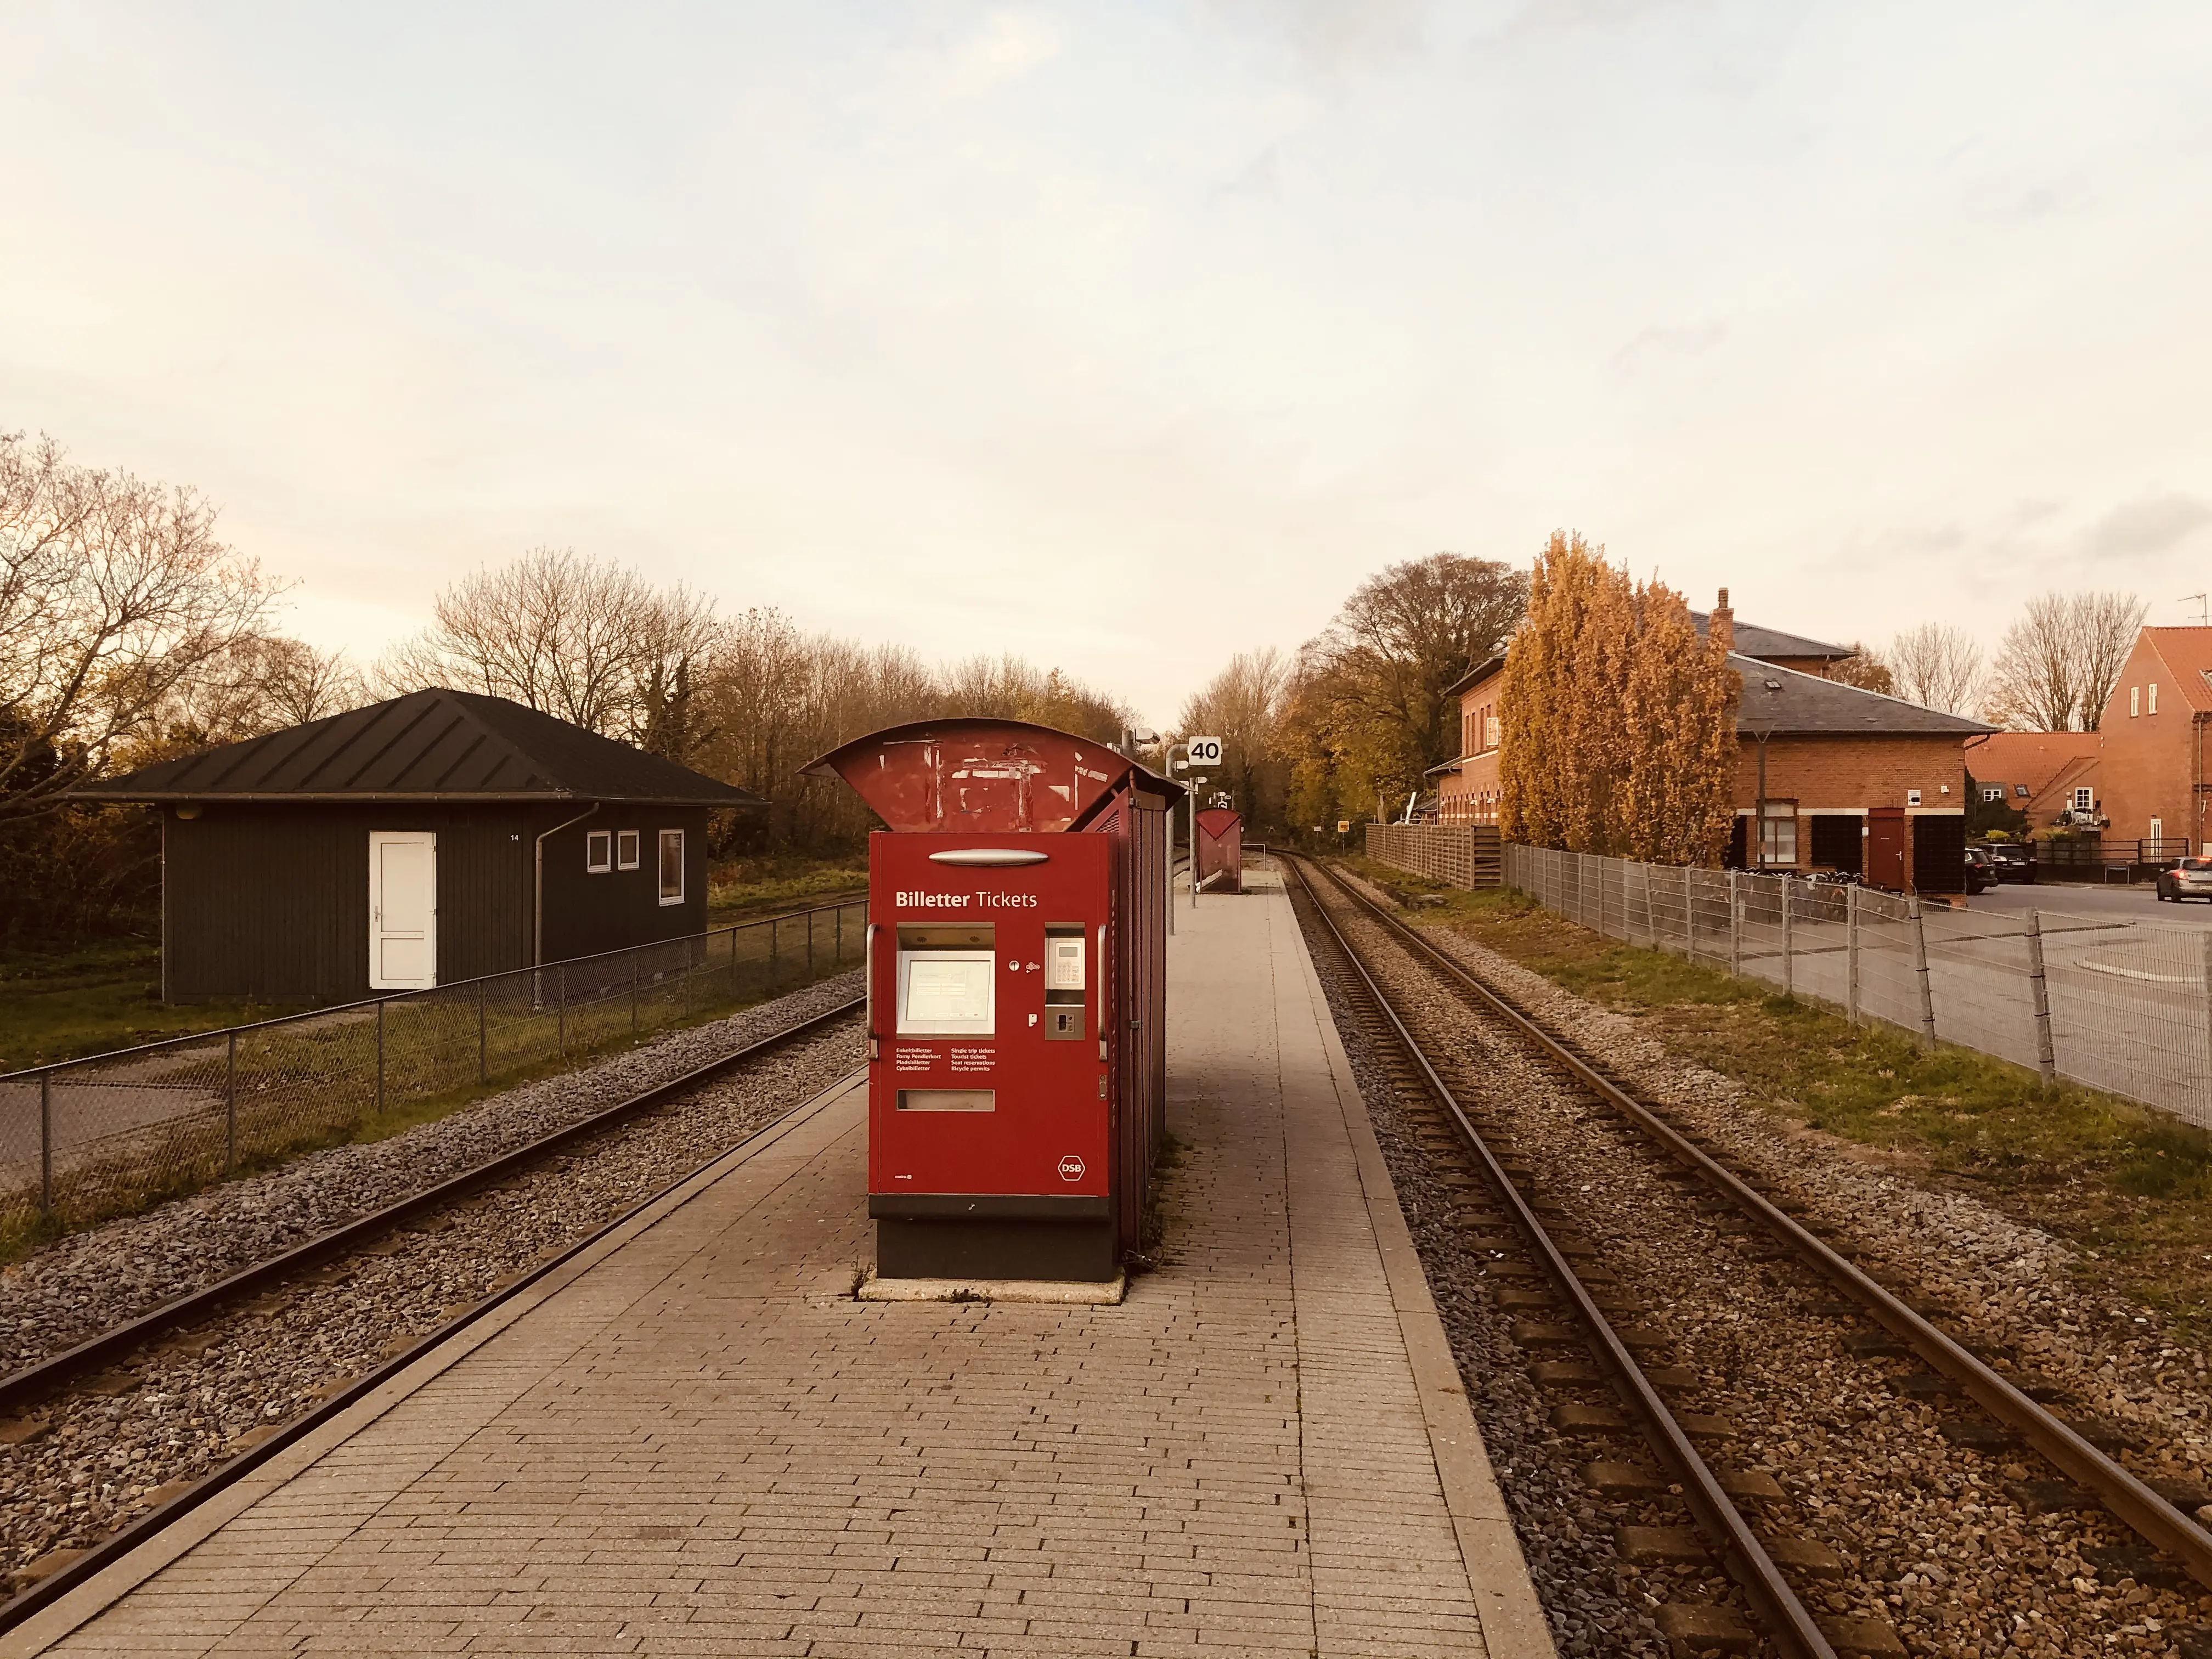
[803,720,1179,1283]
[1194,808,1244,894]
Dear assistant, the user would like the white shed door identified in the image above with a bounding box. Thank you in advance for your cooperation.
[369,831,438,990]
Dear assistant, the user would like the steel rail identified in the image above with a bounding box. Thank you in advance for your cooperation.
[0,995,865,1419]
[0,1049,870,1637]
[1308,855,2212,1594]
[1286,856,1839,1659]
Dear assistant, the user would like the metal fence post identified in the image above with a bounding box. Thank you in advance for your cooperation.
[807,909,816,977]
[38,1073,52,1218]
[1682,864,1695,960]
[375,999,386,1114]
[557,964,567,1057]
[478,978,488,1084]
[2029,909,2057,1088]
[1846,885,1860,1026]
[631,952,640,1035]
[770,916,780,988]
[1728,870,1742,978]
[225,1030,238,1171]
[1909,898,1937,1049]
[836,905,844,965]
[1781,876,1795,998]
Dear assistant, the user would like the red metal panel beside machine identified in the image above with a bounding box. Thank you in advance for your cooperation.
[803,720,1179,1282]
[1194,808,1244,895]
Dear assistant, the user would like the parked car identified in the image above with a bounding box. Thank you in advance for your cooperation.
[1964,847,1997,895]
[1978,843,2033,884]
[2155,857,2212,902]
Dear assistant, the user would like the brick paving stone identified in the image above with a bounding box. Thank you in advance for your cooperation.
[19,870,1544,1659]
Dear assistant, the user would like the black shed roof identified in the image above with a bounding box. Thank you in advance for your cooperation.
[1731,657,1995,737]
[74,689,760,806]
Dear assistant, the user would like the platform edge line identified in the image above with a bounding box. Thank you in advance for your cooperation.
[1278,879,1562,1659]
[0,1066,867,1659]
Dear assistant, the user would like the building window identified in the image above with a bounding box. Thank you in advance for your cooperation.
[585,830,612,873]
[2072,787,2092,812]
[2131,686,2140,716]
[617,830,640,870]
[2149,682,2159,714]
[1759,802,1797,866]
[1982,785,2002,802]
[658,830,685,906]
[2013,784,2028,798]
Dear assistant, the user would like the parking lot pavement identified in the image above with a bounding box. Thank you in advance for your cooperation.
[1971,883,2212,929]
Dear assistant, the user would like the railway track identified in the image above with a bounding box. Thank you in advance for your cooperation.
[0,991,865,1634]
[1286,853,2212,1658]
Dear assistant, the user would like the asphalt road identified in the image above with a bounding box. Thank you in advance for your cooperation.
[1970,881,2212,929]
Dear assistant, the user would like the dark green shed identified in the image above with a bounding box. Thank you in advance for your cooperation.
[73,689,760,1005]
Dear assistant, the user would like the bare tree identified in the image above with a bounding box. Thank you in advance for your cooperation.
[381,549,716,757]
[1178,647,1291,827]
[1982,591,2148,730]
[2071,591,2149,730]
[0,431,278,825]
[1890,623,1984,715]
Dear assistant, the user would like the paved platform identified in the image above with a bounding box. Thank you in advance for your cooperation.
[10,867,1551,1658]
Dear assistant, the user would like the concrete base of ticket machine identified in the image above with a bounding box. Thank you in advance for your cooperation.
[804,720,1179,1284]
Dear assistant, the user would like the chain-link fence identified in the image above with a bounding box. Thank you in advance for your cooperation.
[1488,844,2212,1130]
[0,900,866,1243]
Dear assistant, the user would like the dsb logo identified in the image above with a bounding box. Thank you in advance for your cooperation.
[1057,1154,1086,1182]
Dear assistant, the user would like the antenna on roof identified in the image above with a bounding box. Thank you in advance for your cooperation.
[2183,593,2208,626]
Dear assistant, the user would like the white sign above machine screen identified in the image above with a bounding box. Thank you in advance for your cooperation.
[1186,736,1223,766]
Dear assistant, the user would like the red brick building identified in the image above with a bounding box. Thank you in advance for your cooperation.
[2089,627,2212,856]
[1961,731,2101,831]
[1433,592,1993,890]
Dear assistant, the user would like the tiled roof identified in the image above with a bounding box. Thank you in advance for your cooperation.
[2140,628,2212,714]
[1692,613,1855,662]
[1733,656,1996,737]
[72,689,759,806]
[1962,731,2099,793]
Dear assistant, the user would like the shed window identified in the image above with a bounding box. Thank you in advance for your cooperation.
[617,830,640,870]
[658,830,685,906]
[585,831,612,873]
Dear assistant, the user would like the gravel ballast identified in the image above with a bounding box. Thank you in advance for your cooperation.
[0,975,862,1584]
[1302,865,2212,1659]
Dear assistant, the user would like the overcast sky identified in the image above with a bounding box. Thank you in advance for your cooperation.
[8,2,2210,727]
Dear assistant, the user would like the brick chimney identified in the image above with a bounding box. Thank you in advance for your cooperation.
[1711,588,1735,653]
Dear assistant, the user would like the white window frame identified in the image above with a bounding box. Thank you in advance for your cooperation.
[657,828,686,906]
[2149,682,2159,714]
[1757,801,1798,867]
[617,829,640,870]
[585,830,612,873]
[2072,786,2093,812]
[2131,686,2140,717]
[1982,786,2002,802]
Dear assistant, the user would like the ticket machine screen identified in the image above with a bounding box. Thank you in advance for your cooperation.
[895,924,996,1036]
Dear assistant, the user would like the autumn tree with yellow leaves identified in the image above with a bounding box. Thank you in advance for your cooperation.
[1499,532,1737,866]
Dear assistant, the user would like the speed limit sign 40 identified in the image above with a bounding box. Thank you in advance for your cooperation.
[1187,736,1223,765]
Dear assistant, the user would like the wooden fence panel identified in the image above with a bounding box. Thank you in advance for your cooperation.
[1363,823,1500,888]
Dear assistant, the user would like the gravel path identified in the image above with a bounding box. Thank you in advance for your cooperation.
[0,979,862,1587]
[1304,865,2212,1659]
